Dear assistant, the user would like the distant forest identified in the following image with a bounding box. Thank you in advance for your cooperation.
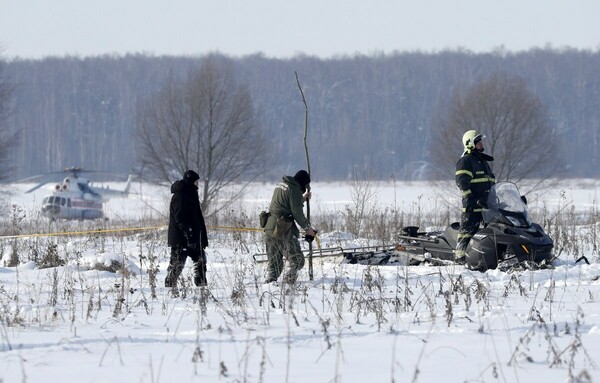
[4,49,600,181]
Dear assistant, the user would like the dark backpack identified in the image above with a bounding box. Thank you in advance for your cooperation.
[259,211,270,228]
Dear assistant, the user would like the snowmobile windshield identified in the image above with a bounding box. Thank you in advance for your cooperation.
[483,182,531,228]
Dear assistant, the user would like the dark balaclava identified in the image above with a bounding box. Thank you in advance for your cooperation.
[293,170,311,192]
[473,134,484,152]
[183,170,200,184]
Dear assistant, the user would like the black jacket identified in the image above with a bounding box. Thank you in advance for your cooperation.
[455,150,495,213]
[168,179,208,248]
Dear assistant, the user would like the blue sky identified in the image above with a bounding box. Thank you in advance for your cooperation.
[1,0,599,59]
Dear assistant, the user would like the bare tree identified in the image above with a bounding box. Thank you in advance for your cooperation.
[346,162,379,238]
[431,72,562,191]
[136,56,267,215]
[0,50,18,182]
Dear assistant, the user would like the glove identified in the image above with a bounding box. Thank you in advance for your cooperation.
[183,227,196,249]
[477,199,488,209]
[463,195,476,213]
[304,228,318,243]
[304,234,315,243]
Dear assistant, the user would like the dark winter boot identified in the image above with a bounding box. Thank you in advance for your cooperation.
[283,271,298,285]
[165,246,185,287]
[165,266,183,287]
[194,259,207,287]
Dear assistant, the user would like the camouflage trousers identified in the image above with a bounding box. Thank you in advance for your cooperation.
[264,231,305,284]
[455,211,483,259]
[165,245,207,287]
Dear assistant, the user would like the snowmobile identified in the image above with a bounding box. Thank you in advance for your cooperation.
[254,182,554,272]
[392,182,555,271]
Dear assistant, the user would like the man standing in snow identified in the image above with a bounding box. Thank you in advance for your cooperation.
[166,169,209,287]
[455,130,495,264]
[263,170,317,284]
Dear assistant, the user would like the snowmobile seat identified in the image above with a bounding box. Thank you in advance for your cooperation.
[403,226,420,237]
[441,222,460,249]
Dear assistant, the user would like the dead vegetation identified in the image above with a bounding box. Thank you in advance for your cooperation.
[0,191,598,381]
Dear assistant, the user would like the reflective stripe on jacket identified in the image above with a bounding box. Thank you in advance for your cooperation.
[455,150,495,212]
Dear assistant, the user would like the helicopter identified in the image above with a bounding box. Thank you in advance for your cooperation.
[23,167,133,221]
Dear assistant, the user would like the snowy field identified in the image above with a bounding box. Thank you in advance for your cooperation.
[1,179,600,382]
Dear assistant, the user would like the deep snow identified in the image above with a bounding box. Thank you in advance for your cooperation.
[1,180,600,382]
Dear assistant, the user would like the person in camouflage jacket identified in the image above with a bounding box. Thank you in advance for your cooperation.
[264,170,317,284]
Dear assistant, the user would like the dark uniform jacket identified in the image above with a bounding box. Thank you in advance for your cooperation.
[168,179,208,248]
[455,150,495,213]
[264,176,310,237]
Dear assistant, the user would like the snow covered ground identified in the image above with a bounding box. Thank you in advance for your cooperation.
[1,179,600,382]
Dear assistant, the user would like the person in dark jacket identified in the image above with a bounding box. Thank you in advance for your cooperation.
[455,130,495,263]
[166,169,209,287]
[263,170,317,284]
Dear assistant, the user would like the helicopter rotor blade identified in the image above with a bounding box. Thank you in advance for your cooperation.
[18,167,130,194]
[25,181,50,193]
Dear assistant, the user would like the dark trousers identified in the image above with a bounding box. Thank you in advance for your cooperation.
[165,245,207,287]
[455,211,482,258]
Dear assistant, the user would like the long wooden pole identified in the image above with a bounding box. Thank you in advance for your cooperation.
[294,71,313,280]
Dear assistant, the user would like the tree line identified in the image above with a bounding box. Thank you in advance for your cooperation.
[3,48,600,182]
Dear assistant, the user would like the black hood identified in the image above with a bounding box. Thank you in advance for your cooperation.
[293,170,311,192]
[183,169,200,184]
[171,179,198,193]
[171,180,184,193]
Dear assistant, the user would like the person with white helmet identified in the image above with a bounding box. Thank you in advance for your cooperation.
[455,130,495,264]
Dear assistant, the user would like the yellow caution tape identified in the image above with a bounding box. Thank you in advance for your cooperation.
[209,226,263,233]
[0,225,167,239]
[0,225,264,240]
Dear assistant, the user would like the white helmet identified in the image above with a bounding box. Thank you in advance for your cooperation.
[462,130,485,151]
